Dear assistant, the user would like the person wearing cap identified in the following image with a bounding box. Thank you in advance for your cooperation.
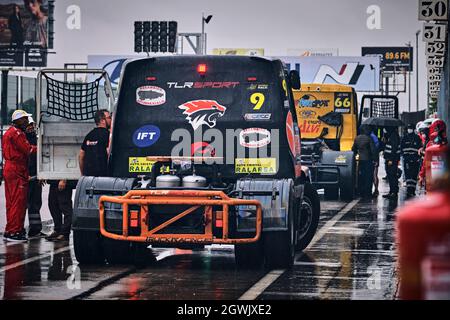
[1,110,37,242]
[25,116,45,237]
[401,123,423,197]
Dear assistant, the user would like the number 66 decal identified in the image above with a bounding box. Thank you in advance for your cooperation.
[251,92,265,110]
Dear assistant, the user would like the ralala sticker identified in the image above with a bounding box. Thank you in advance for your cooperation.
[136,86,166,106]
[132,125,161,148]
[129,157,169,173]
[178,100,227,130]
[244,113,271,121]
[235,158,277,174]
[239,128,271,148]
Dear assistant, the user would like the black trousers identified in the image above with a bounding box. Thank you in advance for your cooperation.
[27,180,42,231]
[48,185,73,236]
[359,160,374,197]
[386,160,399,194]
[404,160,420,194]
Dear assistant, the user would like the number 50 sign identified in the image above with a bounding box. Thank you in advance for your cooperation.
[419,0,448,21]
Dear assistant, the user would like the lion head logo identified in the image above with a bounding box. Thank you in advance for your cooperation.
[178,100,227,130]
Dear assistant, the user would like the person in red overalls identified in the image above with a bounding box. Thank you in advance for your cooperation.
[2,110,37,242]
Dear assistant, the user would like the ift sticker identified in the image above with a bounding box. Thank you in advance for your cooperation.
[235,158,277,174]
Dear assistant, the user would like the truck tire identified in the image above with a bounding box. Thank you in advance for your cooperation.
[235,235,264,269]
[263,187,295,269]
[103,239,156,266]
[103,238,134,265]
[73,230,105,265]
[296,183,320,251]
[324,186,339,200]
[132,243,157,267]
[340,159,356,201]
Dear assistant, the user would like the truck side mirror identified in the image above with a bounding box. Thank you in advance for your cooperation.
[289,70,301,90]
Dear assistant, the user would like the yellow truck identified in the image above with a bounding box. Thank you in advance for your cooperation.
[293,84,358,200]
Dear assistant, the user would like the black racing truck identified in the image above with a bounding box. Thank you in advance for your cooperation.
[39,56,321,268]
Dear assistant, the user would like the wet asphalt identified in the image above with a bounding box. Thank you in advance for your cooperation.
[0,177,415,300]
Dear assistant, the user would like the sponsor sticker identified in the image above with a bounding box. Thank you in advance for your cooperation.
[335,155,347,164]
[191,142,216,156]
[298,94,330,108]
[235,158,277,174]
[167,82,239,89]
[248,84,269,90]
[244,113,271,121]
[178,100,227,130]
[300,110,317,119]
[239,128,271,148]
[431,157,445,180]
[132,125,161,148]
[128,157,169,173]
[136,86,166,106]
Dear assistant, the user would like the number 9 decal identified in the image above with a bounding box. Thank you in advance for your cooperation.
[251,93,265,110]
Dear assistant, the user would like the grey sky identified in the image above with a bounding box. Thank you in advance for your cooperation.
[47,0,426,112]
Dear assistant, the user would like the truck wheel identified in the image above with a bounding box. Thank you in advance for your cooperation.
[340,186,355,201]
[235,235,264,269]
[263,188,295,269]
[73,230,105,265]
[103,238,133,265]
[132,243,157,267]
[296,183,320,251]
[324,186,339,200]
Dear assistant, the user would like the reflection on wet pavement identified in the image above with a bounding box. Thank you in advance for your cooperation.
[259,192,401,300]
[0,179,411,300]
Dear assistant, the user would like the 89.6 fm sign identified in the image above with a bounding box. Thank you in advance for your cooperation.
[361,47,413,71]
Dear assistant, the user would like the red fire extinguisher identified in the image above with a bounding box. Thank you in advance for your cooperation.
[424,143,449,192]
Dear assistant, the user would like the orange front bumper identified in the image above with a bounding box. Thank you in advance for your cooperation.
[99,190,262,244]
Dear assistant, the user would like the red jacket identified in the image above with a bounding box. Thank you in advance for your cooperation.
[2,126,37,172]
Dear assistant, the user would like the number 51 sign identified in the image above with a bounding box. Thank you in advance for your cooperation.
[423,23,447,42]
[419,0,448,21]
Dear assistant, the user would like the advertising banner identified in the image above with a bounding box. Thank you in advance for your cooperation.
[278,56,380,92]
[0,0,52,66]
[212,48,264,56]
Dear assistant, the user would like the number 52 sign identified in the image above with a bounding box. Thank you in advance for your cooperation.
[419,0,448,21]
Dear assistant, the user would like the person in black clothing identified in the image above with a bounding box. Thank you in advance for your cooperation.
[45,179,77,242]
[78,109,111,177]
[382,127,401,199]
[352,125,378,199]
[8,4,23,48]
[401,123,422,197]
[25,117,44,237]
